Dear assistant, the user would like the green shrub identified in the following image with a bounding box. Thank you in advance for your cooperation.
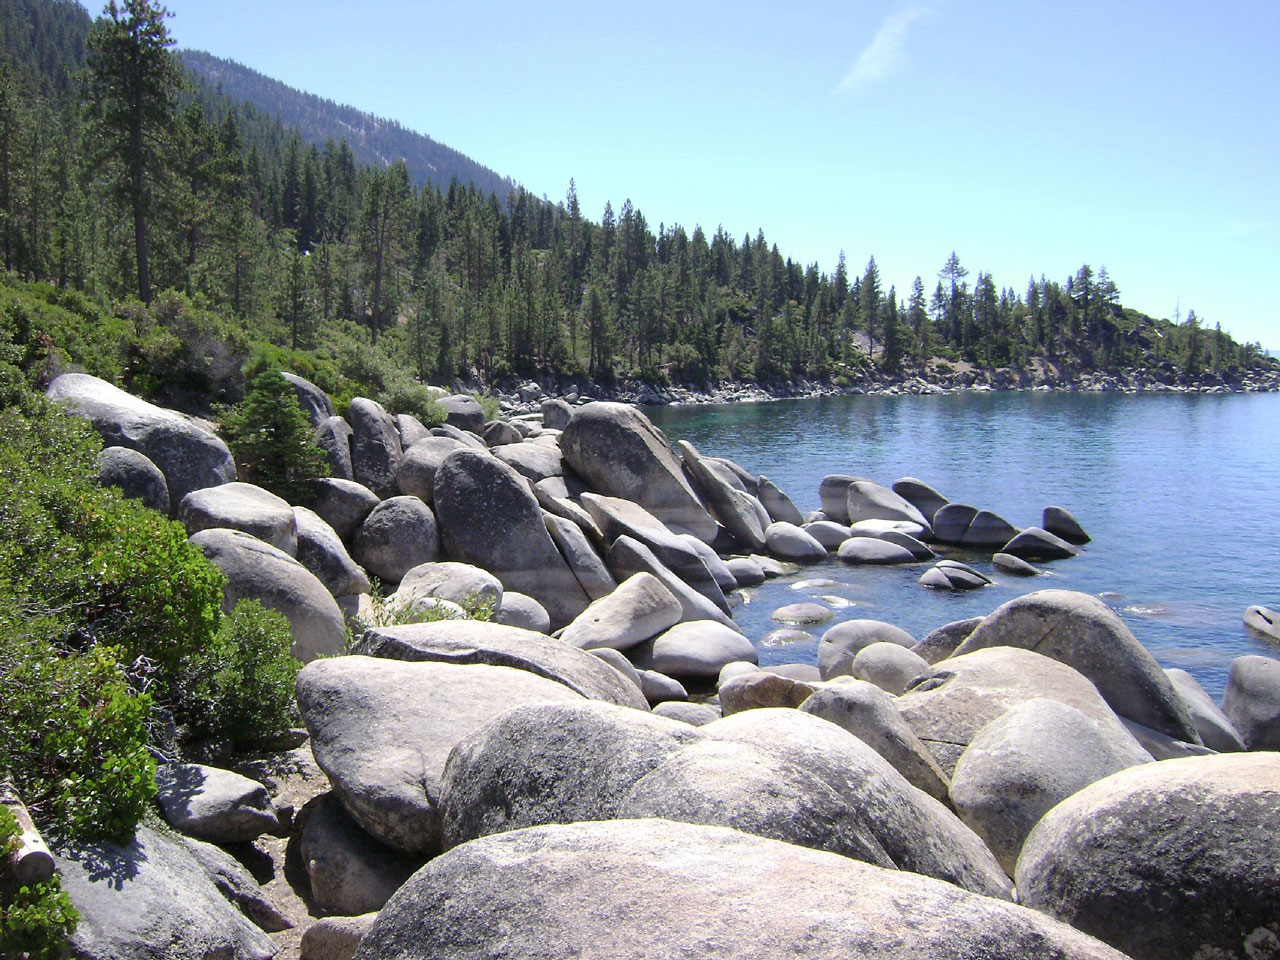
[471,391,502,422]
[181,600,300,744]
[219,368,330,503]
[381,380,445,427]
[0,807,80,960]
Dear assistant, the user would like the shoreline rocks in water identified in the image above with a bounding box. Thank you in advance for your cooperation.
[38,370,1280,960]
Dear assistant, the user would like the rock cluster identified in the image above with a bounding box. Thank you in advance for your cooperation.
[40,371,1280,960]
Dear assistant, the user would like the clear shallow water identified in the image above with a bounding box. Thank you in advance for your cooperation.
[646,392,1280,699]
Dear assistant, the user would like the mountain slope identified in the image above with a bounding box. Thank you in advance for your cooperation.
[181,49,513,197]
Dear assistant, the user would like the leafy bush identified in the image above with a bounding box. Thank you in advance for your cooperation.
[471,391,502,422]
[219,368,330,503]
[0,395,301,840]
[381,380,445,427]
[0,807,80,960]
[181,600,300,744]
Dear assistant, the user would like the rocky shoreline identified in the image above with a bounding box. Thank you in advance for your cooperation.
[481,359,1280,414]
[11,371,1279,960]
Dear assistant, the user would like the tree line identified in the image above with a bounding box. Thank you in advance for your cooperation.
[0,0,1265,402]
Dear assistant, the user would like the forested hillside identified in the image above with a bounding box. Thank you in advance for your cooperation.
[0,0,1270,417]
[181,50,512,198]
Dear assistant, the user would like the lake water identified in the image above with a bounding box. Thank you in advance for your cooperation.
[646,391,1280,699]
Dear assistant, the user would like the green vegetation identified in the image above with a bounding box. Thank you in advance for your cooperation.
[0,393,298,844]
[0,0,1266,408]
[1,808,80,960]
[219,367,329,502]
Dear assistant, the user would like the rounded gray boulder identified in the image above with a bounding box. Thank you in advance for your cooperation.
[817,619,916,680]
[96,445,170,513]
[353,495,441,584]
[1222,654,1280,750]
[1016,753,1280,960]
[179,481,298,555]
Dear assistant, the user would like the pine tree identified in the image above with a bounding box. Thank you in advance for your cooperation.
[85,0,182,304]
[860,256,881,358]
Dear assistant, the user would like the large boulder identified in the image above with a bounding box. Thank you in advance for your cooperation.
[355,818,1130,960]
[801,680,951,802]
[897,646,1142,776]
[949,698,1152,873]
[718,671,817,714]
[544,512,617,600]
[1245,604,1280,641]
[1043,505,1090,544]
[679,440,768,550]
[396,413,432,448]
[354,619,648,710]
[281,370,334,426]
[154,763,280,844]
[802,519,851,550]
[314,415,355,481]
[434,449,590,628]
[1164,667,1246,752]
[491,441,563,483]
[580,492,728,611]
[960,509,1019,548]
[757,475,803,525]
[670,709,1012,898]
[1016,753,1280,960]
[559,572,682,652]
[837,537,917,565]
[179,481,298,555]
[764,521,827,560]
[818,474,861,523]
[191,527,345,661]
[846,480,932,535]
[297,656,583,854]
[47,372,235,506]
[352,495,440,584]
[931,502,978,544]
[492,591,551,633]
[394,435,470,503]
[560,402,717,540]
[300,792,421,917]
[913,616,984,664]
[852,642,930,695]
[54,823,276,960]
[96,445,170,513]
[953,590,1201,743]
[438,394,485,434]
[348,397,403,499]
[607,535,736,628]
[294,506,371,597]
[629,620,759,680]
[439,701,700,848]
[539,397,573,430]
[817,620,916,680]
[307,477,379,542]
[892,476,949,523]
[482,420,522,448]
[1222,654,1280,750]
[1001,526,1081,561]
[392,560,502,610]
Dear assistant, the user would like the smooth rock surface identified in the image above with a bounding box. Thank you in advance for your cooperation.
[315,416,355,481]
[434,448,590,627]
[801,681,951,801]
[393,436,470,503]
[837,537,916,565]
[892,476,949,523]
[757,475,804,525]
[559,572,682,652]
[718,671,817,714]
[802,519,852,550]
[294,506,370,597]
[818,619,917,680]
[544,512,617,601]
[355,818,1128,960]
[993,552,1042,576]
[561,402,717,540]
[913,617,983,664]
[48,372,236,507]
[679,440,767,550]
[897,646,1142,776]
[1001,526,1081,561]
[301,792,421,916]
[1043,505,1091,544]
[954,590,1201,743]
[1244,604,1280,641]
[1016,753,1280,960]
[852,642,930,695]
[300,914,377,960]
[630,619,759,679]
[438,395,485,434]
[1165,667,1246,752]
[1222,654,1280,749]
[282,371,334,426]
[491,440,562,482]
[393,560,502,610]
[192,527,346,661]
[960,509,1020,548]
[931,502,979,544]
[846,480,932,533]
[949,698,1152,873]
[96,445,169,513]
[608,535,737,628]
[55,823,276,960]
[818,474,861,523]
[155,763,279,844]
[652,700,721,726]
[348,397,403,499]
[492,590,550,633]
[297,656,583,853]
[764,521,827,560]
[352,495,440,584]
[439,701,700,847]
[307,477,379,542]
[355,619,648,710]
[771,601,833,625]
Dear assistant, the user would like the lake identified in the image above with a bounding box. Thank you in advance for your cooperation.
[645,391,1280,699]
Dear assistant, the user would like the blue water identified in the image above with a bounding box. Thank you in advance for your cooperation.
[646,392,1280,699]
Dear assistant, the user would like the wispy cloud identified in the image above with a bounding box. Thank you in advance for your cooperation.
[834,6,930,97]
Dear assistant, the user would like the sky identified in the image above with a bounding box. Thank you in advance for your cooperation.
[151,0,1278,347]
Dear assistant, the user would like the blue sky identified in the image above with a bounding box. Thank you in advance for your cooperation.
[154,0,1278,346]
